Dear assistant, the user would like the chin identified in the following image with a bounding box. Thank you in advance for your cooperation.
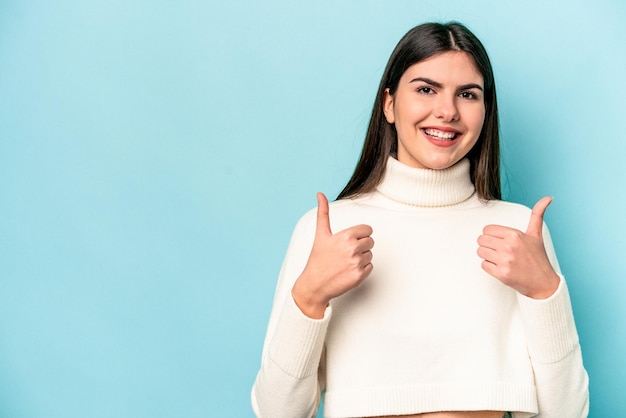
[421,158,460,170]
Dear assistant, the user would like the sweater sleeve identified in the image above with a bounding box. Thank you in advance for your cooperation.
[251,211,330,418]
[516,225,589,417]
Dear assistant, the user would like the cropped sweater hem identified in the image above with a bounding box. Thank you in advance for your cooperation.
[325,382,537,418]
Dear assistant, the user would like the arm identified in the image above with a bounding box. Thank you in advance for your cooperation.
[251,211,328,418]
[516,228,589,417]
[477,198,589,416]
[252,193,375,417]
[252,295,330,418]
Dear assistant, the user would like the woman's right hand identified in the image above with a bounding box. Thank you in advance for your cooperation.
[291,192,375,319]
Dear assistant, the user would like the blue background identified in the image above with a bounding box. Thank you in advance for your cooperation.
[1,1,624,417]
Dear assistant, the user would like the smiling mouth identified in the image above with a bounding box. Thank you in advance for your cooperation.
[422,128,459,141]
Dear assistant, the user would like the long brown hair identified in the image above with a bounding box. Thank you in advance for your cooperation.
[337,22,501,201]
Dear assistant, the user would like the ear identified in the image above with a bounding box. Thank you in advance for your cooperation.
[383,88,395,124]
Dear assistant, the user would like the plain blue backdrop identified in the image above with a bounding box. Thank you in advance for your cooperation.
[0,0,624,417]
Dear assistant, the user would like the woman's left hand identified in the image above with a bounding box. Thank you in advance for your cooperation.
[477,196,560,299]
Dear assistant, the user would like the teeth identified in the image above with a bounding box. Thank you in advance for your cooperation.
[424,128,457,140]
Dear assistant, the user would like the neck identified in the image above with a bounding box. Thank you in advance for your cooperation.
[375,157,476,207]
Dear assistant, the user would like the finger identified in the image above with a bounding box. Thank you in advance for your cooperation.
[480,259,498,278]
[482,224,518,239]
[477,245,499,263]
[361,250,373,266]
[477,234,502,251]
[344,224,374,239]
[361,262,374,276]
[356,236,375,253]
[526,196,553,238]
[315,192,332,237]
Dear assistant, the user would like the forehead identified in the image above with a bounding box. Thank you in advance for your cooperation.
[401,51,484,85]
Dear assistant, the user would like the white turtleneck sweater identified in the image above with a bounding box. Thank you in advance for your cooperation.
[252,158,589,418]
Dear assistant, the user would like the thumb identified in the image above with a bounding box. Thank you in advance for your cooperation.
[526,196,553,238]
[315,192,332,237]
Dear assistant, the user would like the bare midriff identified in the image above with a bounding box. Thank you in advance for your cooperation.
[371,411,505,418]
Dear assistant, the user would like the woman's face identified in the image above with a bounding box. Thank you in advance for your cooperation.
[383,51,485,170]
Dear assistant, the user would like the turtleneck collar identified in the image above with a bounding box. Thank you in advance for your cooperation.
[375,157,476,207]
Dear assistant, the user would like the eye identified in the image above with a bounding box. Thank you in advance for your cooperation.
[459,91,479,100]
[416,86,435,95]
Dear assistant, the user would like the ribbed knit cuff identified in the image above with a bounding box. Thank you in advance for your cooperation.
[517,276,579,364]
[268,294,331,378]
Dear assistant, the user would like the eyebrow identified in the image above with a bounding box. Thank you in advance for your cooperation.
[409,77,484,91]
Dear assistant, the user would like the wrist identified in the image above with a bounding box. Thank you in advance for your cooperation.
[291,280,328,319]
[524,271,561,300]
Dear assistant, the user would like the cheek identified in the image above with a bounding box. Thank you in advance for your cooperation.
[396,102,428,129]
[469,106,486,133]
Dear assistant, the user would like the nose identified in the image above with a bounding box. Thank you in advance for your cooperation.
[433,95,459,122]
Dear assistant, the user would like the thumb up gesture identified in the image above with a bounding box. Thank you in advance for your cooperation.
[477,197,560,299]
[292,193,375,319]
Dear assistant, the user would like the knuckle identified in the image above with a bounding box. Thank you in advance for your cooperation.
[339,232,353,243]
[351,270,364,283]
[349,257,361,269]
[501,264,514,279]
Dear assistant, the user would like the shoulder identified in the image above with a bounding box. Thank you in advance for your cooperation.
[485,199,533,215]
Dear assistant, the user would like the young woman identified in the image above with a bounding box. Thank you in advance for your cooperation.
[251,22,589,418]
